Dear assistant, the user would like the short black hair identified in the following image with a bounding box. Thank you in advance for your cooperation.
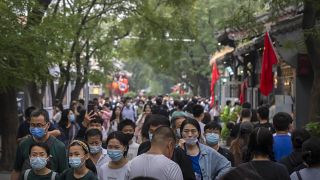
[29,142,50,156]
[302,137,320,166]
[85,128,103,141]
[226,100,231,106]
[148,114,170,128]
[152,126,176,144]
[106,131,129,157]
[25,106,36,120]
[78,99,85,105]
[192,104,204,118]
[257,106,269,120]
[89,116,103,126]
[118,119,136,131]
[30,109,50,123]
[180,117,201,139]
[291,129,310,150]
[241,108,251,119]
[273,112,292,131]
[242,102,251,109]
[204,121,222,132]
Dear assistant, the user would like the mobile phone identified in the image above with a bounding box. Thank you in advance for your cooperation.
[87,104,94,113]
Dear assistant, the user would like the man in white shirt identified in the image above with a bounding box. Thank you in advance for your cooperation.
[126,127,183,180]
[85,129,110,173]
[118,119,140,160]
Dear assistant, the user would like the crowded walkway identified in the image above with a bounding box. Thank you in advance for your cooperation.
[9,96,320,180]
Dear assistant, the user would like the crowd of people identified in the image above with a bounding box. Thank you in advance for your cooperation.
[11,95,320,180]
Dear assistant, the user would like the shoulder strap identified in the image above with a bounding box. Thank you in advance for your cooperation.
[296,171,303,180]
[51,171,57,180]
[24,169,31,180]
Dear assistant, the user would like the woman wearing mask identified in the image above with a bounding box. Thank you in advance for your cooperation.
[135,103,152,143]
[98,131,129,180]
[58,109,80,147]
[60,140,97,180]
[179,118,231,180]
[109,106,123,134]
[20,143,59,180]
[52,103,63,127]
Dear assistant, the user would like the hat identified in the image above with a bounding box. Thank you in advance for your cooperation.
[171,111,187,120]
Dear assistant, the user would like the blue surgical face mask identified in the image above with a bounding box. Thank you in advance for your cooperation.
[89,145,102,154]
[184,137,198,145]
[69,157,84,168]
[29,127,46,139]
[107,149,123,162]
[30,157,47,170]
[69,114,75,122]
[205,133,220,146]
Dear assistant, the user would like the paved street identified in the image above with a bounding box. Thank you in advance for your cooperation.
[0,171,10,180]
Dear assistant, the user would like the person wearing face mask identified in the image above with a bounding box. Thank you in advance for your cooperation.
[60,140,97,180]
[121,97,137,122]
[126,127,183,180]
[204,122,235,166]
[179,118,231,180]
[20,143,59,180]
[11,109,68,180]
[85,129,110,174]
[98,131,130,180]
[57,109,80,147]
[118,120,140,160]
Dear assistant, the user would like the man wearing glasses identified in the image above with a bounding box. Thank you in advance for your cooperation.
[11,109,68,180]
[16,106,61,143]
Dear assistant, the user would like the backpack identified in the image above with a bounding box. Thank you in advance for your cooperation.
[24,169,57,180]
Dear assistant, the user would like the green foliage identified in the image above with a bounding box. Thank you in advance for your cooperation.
[306,122,320,137]
[124,91,137,98]
[169,92,181,100]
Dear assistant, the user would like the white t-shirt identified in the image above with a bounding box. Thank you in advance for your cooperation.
[126,153,183,180]
[127,142,139,161]
[98,161,129,180]
[96,149,111,174]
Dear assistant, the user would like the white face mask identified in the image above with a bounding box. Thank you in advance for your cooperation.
[184,137,198,145]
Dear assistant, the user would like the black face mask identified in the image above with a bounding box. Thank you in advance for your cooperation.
[124,133,134,141]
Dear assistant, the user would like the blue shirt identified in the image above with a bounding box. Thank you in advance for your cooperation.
[188,153,202,179]
[273,134,293,161]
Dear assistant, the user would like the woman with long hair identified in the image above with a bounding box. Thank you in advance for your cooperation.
[229,121,253,166]
[57,109,80,147]
[135,103,152,143]
[108,106,123,134]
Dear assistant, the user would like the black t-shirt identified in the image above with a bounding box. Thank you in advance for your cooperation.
[230,123,241,138]
[138,141,196,180]
[60,168,98,180]
[19,169,59,180]
[218,147,235,167]
[254,123,276,134]
[279,151,307,174]
[222,160,290,180]
[17,121,56,139]
[75,122,87,141]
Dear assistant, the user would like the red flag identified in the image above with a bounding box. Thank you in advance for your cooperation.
[260,32,278,96]
[240,79,248,104]
[210,62,220,107]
